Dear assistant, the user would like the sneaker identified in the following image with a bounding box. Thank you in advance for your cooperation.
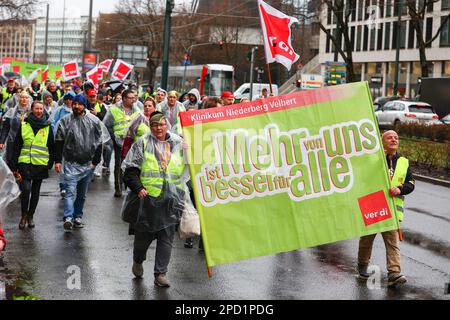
[94,172,101,178]
[388,273,407,287]
[154,273,170,287]
[132,262,144,278]
[60,190,66,199]
[63,218,73,231]
[114,190,122,198]
[73,218,84,229]
[105,169,111,176]
[357,264,372,279]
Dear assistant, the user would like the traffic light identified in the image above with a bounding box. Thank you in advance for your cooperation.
[219,40,224,49]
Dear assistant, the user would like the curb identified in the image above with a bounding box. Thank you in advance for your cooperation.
[414,174,450,188]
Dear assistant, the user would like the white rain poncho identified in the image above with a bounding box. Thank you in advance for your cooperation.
[55,112,110,166]
[0,157,20,211]
[1,104,31,163]
[120,131,193,233]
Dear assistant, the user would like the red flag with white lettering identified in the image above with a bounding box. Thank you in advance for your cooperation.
[63,60,81,81]
[98,59,113,80]
[111,59,133,81]
[41,66,49,83]
[86,65,100,91]
[258,0,300,71]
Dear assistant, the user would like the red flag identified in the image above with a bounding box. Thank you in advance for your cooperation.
[99,59,113,73]
[258,0,300,70]
[55,70,63,79]
[86,65,99,91]
[41,66,49,83]
[63,60,81,81]
[111,59,134,80]
[13,65,20,73]
[0,65,4,77]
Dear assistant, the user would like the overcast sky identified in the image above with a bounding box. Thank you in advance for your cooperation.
[36,0,191,19]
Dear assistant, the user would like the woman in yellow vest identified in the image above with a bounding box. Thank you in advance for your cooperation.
[11,100,55,230]
[121,97,157,159]
[121,111,188,288]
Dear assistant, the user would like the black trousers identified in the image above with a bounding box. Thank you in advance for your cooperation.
[113,143,123,192]
[20,179,43,217]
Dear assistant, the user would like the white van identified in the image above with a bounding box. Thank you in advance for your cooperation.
[234,83,279,101]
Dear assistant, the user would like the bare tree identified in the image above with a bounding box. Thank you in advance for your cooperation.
[0,0,40,20]
[316,0,357,82]
[407,0,450,77]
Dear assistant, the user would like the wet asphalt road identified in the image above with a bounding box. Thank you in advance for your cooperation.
[0,169,449,300]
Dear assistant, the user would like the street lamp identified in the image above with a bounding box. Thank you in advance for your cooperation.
[181,42,214,91]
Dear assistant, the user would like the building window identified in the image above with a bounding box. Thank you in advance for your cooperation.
[443,0,450,10]
[363,25,369,51]
[370,27,376,50]
[351,26,356,50]
[440,17,450,47]
[356,25,362,51]
[425,17,433,48]
[377,24,384,50]
[358,0,364,21]
[408,21,415,49]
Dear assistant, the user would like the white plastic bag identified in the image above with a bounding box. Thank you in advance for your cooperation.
[178,201,200,239]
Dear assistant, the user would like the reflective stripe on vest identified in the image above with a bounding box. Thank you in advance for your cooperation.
[140,140,184,197]
[134,122,150,143]
[391,157,409,222]
[18,122,50,166]
[110,106,140,143]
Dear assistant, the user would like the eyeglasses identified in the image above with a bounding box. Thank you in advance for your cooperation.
[150,123,167,128]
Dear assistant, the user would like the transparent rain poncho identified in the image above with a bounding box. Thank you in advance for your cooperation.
[2,104,31,163]
[55,112,110,166]
[120,131,193,233]
[0,157,20,211]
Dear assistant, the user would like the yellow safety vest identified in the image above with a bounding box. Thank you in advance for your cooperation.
[18,122,50,166]
[140,139,184,197]
[110,106,140,145]
[390,157,409,222]
[134,122,150,143]
[95,102,102,114]
[1,87,13,109]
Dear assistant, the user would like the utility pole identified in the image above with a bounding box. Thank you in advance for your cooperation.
[44,3,49,65]
[161,0,174,90]
[393,0,403,96]
[249,46,258,101]
[87,0,93,50]
[59,0,66,65]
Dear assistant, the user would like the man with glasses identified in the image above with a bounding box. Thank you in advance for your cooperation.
[103,89,141,197]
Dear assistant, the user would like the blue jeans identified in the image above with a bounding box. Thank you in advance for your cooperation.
[62,164,94,220]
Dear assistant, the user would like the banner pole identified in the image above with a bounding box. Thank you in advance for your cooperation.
[207,267,213,278]
[266,63,273,95]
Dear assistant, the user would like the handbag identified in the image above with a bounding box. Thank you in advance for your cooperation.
[178,201,201,239]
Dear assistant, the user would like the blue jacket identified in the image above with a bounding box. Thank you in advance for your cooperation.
[51,105,72,135]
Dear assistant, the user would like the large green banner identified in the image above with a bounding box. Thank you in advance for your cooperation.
[180,82,399,268]
[10,60,63,81]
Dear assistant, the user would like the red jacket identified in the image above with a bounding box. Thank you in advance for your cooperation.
[0,223,6,249]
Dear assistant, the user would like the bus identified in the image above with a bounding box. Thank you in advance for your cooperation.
[155,64,234,97]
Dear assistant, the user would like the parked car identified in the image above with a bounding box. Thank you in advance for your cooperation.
[373,95,402,109]
[440,114,450,124]
[376,100,440,129]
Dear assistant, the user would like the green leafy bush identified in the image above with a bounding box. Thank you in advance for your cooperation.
[396,123,450,143]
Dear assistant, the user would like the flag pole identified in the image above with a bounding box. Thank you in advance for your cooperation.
[266,63,273,95]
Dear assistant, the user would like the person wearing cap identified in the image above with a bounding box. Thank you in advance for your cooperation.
[10,100,55,230]
[221,91,235,106]
[103,89,141,197]
[122,111,187,287]
[54,94,104,231]
[72,85,82,95]
[50,91,76,199]
[42,90,58,116]
[86,89,107,121]
[158,90,186,136]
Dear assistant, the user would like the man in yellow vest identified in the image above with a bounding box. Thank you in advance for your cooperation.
[357,130,415,288]
[122,111,187,288]
[103,89,141,197]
